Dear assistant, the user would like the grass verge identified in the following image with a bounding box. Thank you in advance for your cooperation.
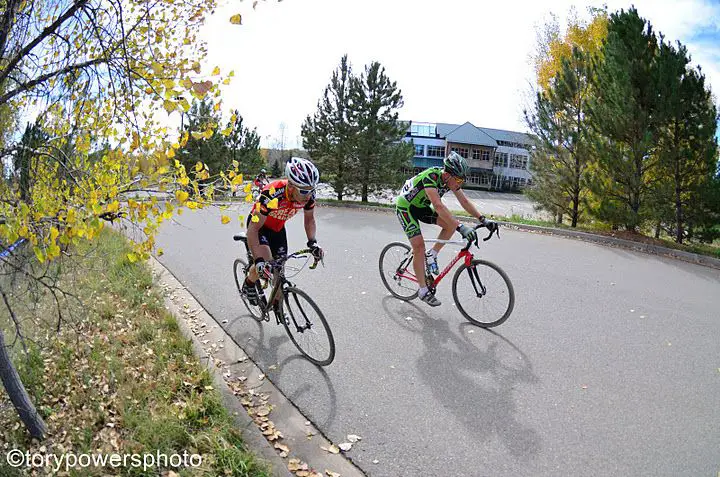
[0,229,269,476]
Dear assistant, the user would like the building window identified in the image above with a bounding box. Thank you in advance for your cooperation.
[451,147,469,159]
[482,150,490,161]
[510,154,528,169]
[427,146,445,157]
[414,144,425,156]
[410,123,436,137]
[472,149,482,160]
[494,152,508,167]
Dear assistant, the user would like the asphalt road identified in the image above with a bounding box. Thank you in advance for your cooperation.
[154,204,720,477]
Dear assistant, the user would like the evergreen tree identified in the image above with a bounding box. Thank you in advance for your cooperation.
[271,159,282,178]
[348,61,412,201]
[588,7,662,231]
[525,46,596,227]
[302,55,355,200]
[14,122,48,202]
[177,98,228,185]
[653,39,718,243]
[225,109,263,174]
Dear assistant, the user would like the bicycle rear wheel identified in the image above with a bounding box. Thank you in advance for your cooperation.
[451,259,514,328]
[378,242,419,301]
[233,258,266,322]
[281,287,335,366]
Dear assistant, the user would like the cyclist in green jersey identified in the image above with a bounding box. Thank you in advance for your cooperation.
[395,151,497,306]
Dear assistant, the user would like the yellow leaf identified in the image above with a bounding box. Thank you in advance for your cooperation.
[245,194,253,203]
[229,70,235,77]
[214,101,221,111]
[175,190,189,203]
[203,128,214,139]
[49,227,59,242]
[107,201,119,213]
[267,198,279,209]
[220,127,233,137]
[151,62,163,75]
[191,131,203,140]
[223,78,231,85]
[145,86,153,94]
[131,132,140,151]
[163,100,176,113]
[212,66,220,76]
[179,176,189,186]
[167,148,175,159]
[180,131,189,147]
[179,98,191,112]
[229,14,242,25]
[34,247,45,263]
[221,215,231,224]
[232,175,244,186]
[195,162,204,172]
[127,253,138,263]
[244,182,252,193]
[157,248,164,256]
[251,214,260,223]
[186,201,198,210]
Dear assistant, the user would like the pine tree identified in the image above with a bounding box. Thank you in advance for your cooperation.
[587,7,662,231]
[348,61,412,202]
[653,39,719,243]
[525,46,596,227]
[225,109,263,174]
[177,98,229,181]
[271,159,282,178]
[302,55,355,200]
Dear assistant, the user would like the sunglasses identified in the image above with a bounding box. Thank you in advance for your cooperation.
[453,176,465,185]
[296,187,315,196]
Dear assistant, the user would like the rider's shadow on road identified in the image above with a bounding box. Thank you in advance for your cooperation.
[382,296,541,462]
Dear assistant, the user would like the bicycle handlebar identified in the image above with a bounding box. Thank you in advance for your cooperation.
[461,222,501,251]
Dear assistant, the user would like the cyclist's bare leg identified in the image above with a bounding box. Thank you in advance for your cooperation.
[430,215,456,255]
[409,234,428,289]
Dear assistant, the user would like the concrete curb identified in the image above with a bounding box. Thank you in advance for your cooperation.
[316,201,720,270]
[148,257,365,477]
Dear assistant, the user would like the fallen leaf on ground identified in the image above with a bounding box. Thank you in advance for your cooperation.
[326,471,341,477]
[338,442,352,451]
[321,445,340,454]
[347,434,362,442]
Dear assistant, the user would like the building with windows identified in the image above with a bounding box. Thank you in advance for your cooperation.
[403,121,535,191]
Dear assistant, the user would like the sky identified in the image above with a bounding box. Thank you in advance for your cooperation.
[200,0,720,148]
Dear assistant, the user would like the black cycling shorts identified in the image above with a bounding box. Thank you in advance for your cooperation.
[245,217,288,260]
[395,204,438,239]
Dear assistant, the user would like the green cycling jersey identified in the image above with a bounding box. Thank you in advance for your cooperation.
[396,167,450,208]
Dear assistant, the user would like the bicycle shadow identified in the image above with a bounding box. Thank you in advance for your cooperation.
[381,296,541,461]
[270,354,338,430]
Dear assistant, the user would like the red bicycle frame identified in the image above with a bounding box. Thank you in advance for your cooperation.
[396,248,474,287]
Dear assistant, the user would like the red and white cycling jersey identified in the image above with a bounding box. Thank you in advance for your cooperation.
[252,179,315,232]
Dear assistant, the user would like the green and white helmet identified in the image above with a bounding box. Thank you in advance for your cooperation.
[443,151,469,179]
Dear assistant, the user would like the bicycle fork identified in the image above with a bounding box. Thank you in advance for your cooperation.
[467,265,487,298]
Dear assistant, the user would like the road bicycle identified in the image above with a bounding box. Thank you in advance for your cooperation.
[379,224,515,328]
[233,234,335,366]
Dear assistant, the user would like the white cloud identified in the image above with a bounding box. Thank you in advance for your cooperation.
[203,0,720,147]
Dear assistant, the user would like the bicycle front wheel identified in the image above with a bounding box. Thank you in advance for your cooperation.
[378,242,419,301]
[281,287,335,366]
[233,258,265,322]
[452,259,515,328]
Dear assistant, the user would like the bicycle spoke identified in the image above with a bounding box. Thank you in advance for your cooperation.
[379,242,419,301]
[452,260,515,328]
[282,287,335,366]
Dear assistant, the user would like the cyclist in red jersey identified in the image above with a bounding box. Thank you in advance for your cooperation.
[242,157,323,305]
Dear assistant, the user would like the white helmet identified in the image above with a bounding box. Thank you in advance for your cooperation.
[285,157,319,189]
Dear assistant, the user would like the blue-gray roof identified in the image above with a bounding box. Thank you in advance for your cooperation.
[477,127,535,146]
[444,122,497,147]
[405,120,534,147]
